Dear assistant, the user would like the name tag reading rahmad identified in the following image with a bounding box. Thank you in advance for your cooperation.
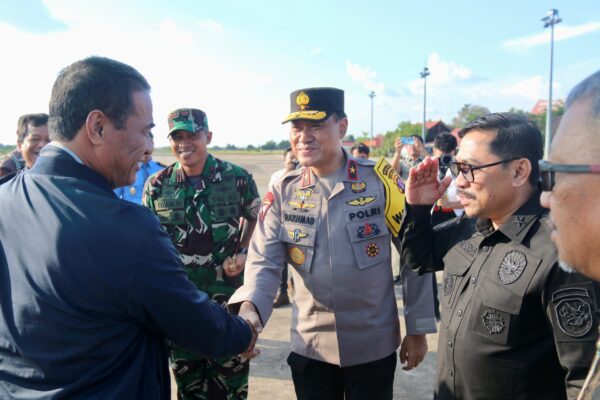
[374,158,406,237]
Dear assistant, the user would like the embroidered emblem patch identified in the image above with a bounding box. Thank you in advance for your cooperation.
[259,192,275,221]
[288,200,316,213]
[287,228,309,243]
[443,276,454,295]
[481,310,505,334]
[366,242,379,257]
[498,250,527,284]
[346,196,377,207]
[296,188,313,202]
[351,181,367,193]
[556,298,593,338]
[514,216,526,228]
[296,91,310,110]
[289,246,305,265]
[458,240,477,257]
[357,223,380,239]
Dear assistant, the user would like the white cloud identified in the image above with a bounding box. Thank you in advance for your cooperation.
[197,19,224,33]
[346,61,385,95]
[502,22,600,52]
[309,47,322,56]
[407,52,472,94]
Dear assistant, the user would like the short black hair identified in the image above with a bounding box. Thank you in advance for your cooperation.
[49,56,151,141]
[350,142,370,156]
[566,69,600,118]
[16,113,49,144]
[411,134,424,144]
[459,113,542,185]
[433,133,457,154]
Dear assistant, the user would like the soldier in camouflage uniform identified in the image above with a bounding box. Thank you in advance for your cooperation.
[143,108,260,400]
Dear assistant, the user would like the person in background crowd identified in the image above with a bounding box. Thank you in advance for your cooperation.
[115,132,164,204]
[143,108,261,400]
[539,69,600,400]
[403,112,599,399]
[350,142,370,159]
[391,134,426,181]
[0,56,256,399]
[0,113,50,184]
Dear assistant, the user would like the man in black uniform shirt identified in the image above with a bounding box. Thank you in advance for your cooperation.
[402,112,599,400]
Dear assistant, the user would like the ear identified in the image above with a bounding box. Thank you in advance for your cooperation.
[512,158,532,187]
[338,117,348,139]
[85,110,106,146]
[205,131,213,145]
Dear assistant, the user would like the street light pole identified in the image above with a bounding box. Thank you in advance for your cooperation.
[542,8,561,157]
[420,67,430,143]
[369,91,376,144]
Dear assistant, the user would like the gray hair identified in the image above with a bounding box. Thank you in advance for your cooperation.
[566,70,600,118]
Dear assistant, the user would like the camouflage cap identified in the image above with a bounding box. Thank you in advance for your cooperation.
[167,108,209,136]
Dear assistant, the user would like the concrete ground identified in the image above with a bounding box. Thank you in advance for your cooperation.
[154,153,439,399]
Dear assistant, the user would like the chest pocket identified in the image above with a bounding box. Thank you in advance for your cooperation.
[441,244,473,312]
[280,224,317,273]
[346,215,390,269]
[207,177,241,221]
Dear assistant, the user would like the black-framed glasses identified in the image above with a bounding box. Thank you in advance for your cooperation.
[449,158,519,182]
[538,160,600,191]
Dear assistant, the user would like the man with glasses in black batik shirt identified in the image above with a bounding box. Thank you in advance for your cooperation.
[401,112,600,400]
[539,70,600,400]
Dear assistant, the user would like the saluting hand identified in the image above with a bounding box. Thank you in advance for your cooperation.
[405,157,452,205]
[239,301,263,360]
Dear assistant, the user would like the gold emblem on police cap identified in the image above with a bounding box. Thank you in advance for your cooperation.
[296,92,310,111]
[289,246,305,264]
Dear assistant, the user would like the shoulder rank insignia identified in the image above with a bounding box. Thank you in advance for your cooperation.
[366,242,379,257]
[259,192,275,221]
[346,196,376,207]
[347,159,359,181]
[357,223,380,239]
[498,250,527,284]
[287,228,309,242]
[351,181,366,193]
[288,200,316,212]
[289,246,305,265]
[374,157,406,237]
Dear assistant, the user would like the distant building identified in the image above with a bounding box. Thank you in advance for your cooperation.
[424,120,451,143]
[530,99,565,115]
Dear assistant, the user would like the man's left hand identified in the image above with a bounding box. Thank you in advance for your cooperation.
[399,334,428,371]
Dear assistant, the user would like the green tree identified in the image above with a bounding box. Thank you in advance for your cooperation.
[277,140,291,150]
[345,134,356,142]
[262,140,277,150]
[452,104,490,128]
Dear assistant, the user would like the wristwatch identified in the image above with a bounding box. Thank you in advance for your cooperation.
[238,247,248,255]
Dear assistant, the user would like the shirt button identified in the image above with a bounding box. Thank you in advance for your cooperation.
[457,309,463,317]
[448,340,453,348]
[448,369,454,377]
[470,277,477,284]
[482,246,489,252]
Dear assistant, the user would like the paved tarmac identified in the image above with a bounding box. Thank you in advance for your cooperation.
[154,152,440,399]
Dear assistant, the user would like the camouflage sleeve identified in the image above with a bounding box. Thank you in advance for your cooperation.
[142,174,156,213]
[241,172,260,221]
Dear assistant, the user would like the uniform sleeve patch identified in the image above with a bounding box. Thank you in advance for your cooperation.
[259,192,275,221]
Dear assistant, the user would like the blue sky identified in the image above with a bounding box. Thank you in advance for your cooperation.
[1,0,599,147]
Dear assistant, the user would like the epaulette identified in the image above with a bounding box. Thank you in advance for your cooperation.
[356,158,377,167]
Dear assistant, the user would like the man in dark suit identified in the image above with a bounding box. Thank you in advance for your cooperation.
[0,56,258,399]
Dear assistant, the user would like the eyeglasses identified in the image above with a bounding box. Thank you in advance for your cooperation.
[449,158,519,182]
[538,160,600,191]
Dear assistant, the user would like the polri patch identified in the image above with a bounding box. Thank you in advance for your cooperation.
[357,223,380,239]
[481,310,505,334]
[498,250,527,285]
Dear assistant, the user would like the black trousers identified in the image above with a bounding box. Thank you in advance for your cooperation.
[287,351,397,400]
